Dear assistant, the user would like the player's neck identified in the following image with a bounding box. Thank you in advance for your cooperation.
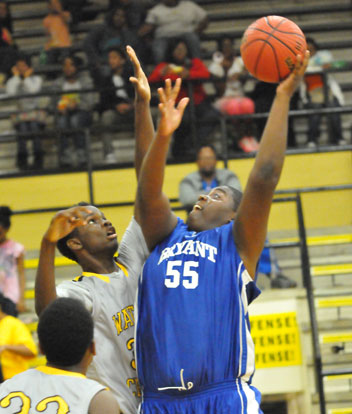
[79,254,118,275]
[46,362,86,375]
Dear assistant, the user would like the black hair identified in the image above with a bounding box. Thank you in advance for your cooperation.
[38,297,94,367]
[196,144,217,159]
[306,37,319,51]
[216,35,234,51]
[16,52,31,67]
[0,292,18,316]
[227,186,242,212]
[166,38,189,63]
[107,45,126,59]
[105,5,125,27]
[0,206,12,229]
[62,53,83,69]
[56,202,91,263]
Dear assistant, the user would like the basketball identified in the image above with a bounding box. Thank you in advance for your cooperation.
[240,15,306,83]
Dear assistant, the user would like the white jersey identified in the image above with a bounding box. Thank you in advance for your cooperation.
[0,366,106,414]
[56,218,149,414]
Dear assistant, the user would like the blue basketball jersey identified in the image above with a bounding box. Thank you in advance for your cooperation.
[136,219,262,413]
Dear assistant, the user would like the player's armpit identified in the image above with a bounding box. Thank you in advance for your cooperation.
[88,389,120,414]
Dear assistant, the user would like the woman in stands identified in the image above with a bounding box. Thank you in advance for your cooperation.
[0,207,26,314]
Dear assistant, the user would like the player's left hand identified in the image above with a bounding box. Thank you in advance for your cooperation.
[157,78,189,137]
[276,49,310,98]
[127,45,151,103]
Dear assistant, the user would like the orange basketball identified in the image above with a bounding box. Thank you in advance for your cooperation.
[240,15,306,83]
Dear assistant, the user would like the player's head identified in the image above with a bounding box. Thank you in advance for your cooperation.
[187,186,242,231]
[306,37,318,56]
[57,202,118,264]
[0,206,12,243]
[38,297,95,369]
[196,145,217,178]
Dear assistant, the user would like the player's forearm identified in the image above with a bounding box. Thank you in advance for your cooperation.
[134,100,154,179]
[250,92,290,188]
[3,344,36,357]
[138,132,171,202]
[35,238,58,316]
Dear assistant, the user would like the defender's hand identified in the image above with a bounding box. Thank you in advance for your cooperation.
[157,78,189,137]
[127,45,151,102]
[44,206,98,243]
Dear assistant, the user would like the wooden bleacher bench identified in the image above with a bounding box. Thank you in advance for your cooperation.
[11,5,106,21]
[315,296,352,309]
[320,331,352,344]
[328,408,352,414]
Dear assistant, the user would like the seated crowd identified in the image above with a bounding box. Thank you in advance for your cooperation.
[0,0,348,171]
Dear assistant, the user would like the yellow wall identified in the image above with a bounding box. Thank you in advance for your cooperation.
[2,151,351,250]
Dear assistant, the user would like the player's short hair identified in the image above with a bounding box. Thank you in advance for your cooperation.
[0,206,12,229]
[38,297,93,367]
[56,202,90,263]
[227,186,242,212]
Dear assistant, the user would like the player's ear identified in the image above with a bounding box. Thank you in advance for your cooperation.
[67,237,83,252]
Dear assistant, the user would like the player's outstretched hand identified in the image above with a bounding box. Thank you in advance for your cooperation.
[127,45,150,102]
[44,206,99,243]
[277,50,310,98]
[157,78,189,137]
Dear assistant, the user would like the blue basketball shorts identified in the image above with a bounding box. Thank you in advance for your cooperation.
[140,380,263,414]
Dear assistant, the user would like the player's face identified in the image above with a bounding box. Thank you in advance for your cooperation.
[187,186,236,232]
[0,225,9,244]
[74,207,118,257]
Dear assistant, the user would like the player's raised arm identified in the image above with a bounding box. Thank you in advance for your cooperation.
[233,51,309,278]
[137,78,189,250]
[35,207,97,315]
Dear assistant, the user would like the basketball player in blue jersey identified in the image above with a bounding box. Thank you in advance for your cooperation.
[135,51,309,413]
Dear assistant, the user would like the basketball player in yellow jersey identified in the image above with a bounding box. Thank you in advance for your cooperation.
[34,46,153,414]
[0,297,119,414]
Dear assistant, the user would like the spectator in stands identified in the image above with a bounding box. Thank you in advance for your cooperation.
[179,145,297,288]
[148,39,218,159]
[108,0,147,31]
[0,1,13,34]
[299,37,346,148]
[52,55,95,168]
[60,0,99,25]
[0,13,17,85]
[6,54,46,170]
[209,36,259,153]
[92,46,134,164]
[138,0,208,64]
[84,6,138,69]
[0,207,27,315]
[0,292,37,382]
[42,0,72,65]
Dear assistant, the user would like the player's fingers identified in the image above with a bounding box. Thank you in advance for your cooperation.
[129,76,138,85]
[176,97,189,115]
[158,87,166,103]
[126,45,139,67]
[164,78,172,98]
[171,78,182,100]
[158,102,166,116]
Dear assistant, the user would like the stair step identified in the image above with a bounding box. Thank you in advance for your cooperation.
[328,408,352,414]
[325,373,352,381]
[316,296,352,308]
[321,332,352,344]
[271,234,352,246]
[311,263,352,276]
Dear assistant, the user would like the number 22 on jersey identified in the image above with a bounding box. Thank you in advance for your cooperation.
[0,392,69,414]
